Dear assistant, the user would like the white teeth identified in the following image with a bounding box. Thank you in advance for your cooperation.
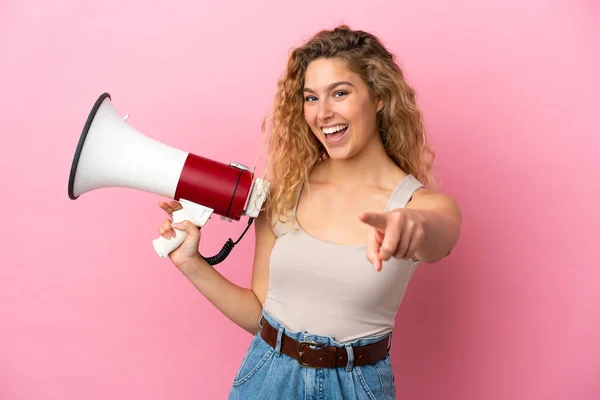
[322,124,348,135]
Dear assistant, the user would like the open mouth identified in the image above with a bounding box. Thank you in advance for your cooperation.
[322,124,348,142]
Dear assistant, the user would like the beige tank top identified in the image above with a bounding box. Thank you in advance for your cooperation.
[263,174,424,343]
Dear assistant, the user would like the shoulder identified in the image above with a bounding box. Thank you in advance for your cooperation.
[406,188,461,219]
[250,209,276,242]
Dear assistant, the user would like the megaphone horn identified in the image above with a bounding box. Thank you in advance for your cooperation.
[68,93,269,265]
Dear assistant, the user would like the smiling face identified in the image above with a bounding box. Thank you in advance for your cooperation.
[303,57,383,160]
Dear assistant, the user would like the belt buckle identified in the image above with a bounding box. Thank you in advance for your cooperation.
[297,340,325,368]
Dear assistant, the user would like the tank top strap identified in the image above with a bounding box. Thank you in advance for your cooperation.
[385,174,424,211]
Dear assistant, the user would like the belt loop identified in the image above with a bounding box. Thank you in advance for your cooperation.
[275,326,284,357]
[344,344,354,371]
[387,332,393,352]
[258,315,264,329]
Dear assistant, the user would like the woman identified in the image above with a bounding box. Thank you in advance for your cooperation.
[158,25,461,399]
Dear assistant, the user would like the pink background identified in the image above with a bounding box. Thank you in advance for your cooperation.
[1,1,599,399]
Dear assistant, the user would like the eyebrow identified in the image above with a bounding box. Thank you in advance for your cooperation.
[303,81,354,93]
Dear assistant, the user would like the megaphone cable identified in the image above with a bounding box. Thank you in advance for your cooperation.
[200,217,255,266]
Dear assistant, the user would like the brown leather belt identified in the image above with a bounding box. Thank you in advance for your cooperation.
[260,318,390,368]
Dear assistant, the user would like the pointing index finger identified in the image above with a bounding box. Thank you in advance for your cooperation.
[359,212,388,231]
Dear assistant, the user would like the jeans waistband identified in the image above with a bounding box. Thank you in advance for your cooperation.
[259,309,392,349]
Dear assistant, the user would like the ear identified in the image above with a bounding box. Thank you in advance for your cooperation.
[376,98,384,113]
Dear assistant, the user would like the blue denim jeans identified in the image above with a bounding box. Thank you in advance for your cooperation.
[228,310,396,399]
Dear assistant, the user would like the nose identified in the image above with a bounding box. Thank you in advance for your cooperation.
[317,99,334,122]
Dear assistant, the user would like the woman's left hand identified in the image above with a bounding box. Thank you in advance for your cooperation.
[358,209,425,271]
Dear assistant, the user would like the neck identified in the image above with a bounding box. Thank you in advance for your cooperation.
[315,135,402,188]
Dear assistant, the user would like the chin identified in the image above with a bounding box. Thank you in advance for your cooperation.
[323,147,356,160]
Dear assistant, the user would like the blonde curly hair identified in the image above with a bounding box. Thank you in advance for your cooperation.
[259,25,436,227]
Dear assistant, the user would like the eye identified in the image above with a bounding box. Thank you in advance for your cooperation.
[333,91,348,98]
[304,95,317,102]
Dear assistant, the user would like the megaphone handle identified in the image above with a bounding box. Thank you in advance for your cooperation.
[151,207,197,258]
[152,201,214,258]
[151,205,255,265]
[152,228,188,258]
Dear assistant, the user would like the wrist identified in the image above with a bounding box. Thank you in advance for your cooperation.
[178,253,209,275]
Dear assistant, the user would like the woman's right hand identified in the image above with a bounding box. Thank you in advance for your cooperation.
[158,200,203,269]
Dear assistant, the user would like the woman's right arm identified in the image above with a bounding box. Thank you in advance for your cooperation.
[158,202,275,335]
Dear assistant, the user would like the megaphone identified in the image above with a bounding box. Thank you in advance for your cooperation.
[68,92,269,265]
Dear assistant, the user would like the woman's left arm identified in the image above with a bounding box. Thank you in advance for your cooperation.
[405,189,462,263]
